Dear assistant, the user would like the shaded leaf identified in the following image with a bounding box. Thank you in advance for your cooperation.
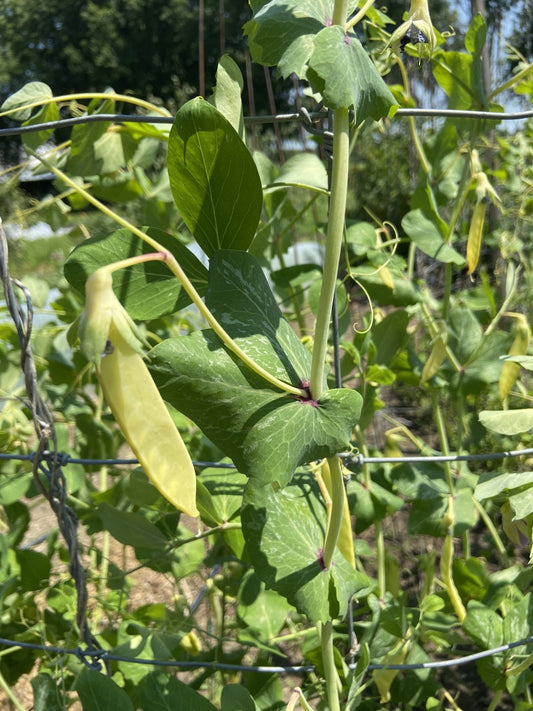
[76,670,134,711]
[140,672,217,711]
[64,226,208,320]
[242,474,373,622]
[98,503,168,549]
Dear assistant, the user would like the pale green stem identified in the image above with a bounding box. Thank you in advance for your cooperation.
[27,148,304,398]
[0,668,26,711]
[322,456,345,570]
[375,520,386,599]
[319,621,341,711]
[487,691,503,711]
[286,688,314,711]
[309,107,350,399]
[472,499,509,563]
[431,390,454,496]
[345,0,376,31]
[488,61,533,99]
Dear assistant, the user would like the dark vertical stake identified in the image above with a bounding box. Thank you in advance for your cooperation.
[198,0,206,97]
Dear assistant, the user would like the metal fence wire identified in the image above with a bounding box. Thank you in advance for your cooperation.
[1,104,533,682]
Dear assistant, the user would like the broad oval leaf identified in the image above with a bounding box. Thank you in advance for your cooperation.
[148,251,362,487]
[64,226,208,320]
[76,670,134,711]
[402,209,465,266]
[168,98,262,255]
[479,409,533,435]
[149,330,362,488]
[242,474,373,622]
[307,26,397,118]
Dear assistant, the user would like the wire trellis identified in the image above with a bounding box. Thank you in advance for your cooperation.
[1,634,533,674]
[0,106,532,139]
[1,102,533,691]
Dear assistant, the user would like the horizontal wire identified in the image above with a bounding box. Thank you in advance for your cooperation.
[0,106,532,138]
[2,447,533,469]
[1,634,532,674]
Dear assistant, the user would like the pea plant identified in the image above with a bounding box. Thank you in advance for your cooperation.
[1,0,533,709]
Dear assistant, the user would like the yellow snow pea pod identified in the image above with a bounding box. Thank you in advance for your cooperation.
[420,335,447,384]
[466,201,486,275]
[499,314,531,401]
[80,268,198,518]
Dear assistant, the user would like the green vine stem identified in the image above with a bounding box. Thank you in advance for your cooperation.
[309,106,350,400]
[26,147,304,399]
[322,456,345,570]
[319,620,342,711]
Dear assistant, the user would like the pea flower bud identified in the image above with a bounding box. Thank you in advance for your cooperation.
[387,0,437,61]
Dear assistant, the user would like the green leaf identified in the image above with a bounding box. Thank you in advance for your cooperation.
[64,226,208,320]
[307,26,397,118]
[221,684,260,711]
[372,310,410,365]
[242,475,373,622]
[237,570,293,638]
[76,670,134,711]
[15,550,51,591]
[402,210,465,266]
[479,409,533,435]
[475,470,533,520]
[1,81,53,120]
[140,672,217,711]
[149,252,362,487]
[150,331,360,488]
[462,602,506,690]
[270,153,328,191]
[244,0,327,76]
[208,54,245,140]
[167,98,262,255]
[32,674,63,711]
[98,503,168,549]
[207,251,315,383]
[22,102,59,151]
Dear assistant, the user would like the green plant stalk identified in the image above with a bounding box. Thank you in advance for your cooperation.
[472,499,509,563]
[431,391,454,495]
[322,456,345,570]
[319,621,341,711]
[309,106,350,400]
[375,520,386,599]
[0,668,25,711]
[26,148,304,399]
